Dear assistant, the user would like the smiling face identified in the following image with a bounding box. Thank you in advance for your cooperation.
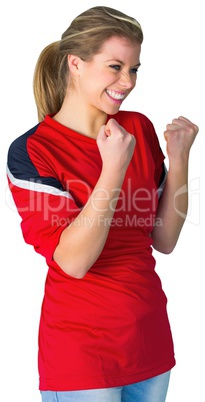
[69,36,141,117]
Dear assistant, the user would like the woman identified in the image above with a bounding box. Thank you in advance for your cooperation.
[7,6,198,402]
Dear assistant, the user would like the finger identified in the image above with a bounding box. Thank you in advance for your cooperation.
[106,118,127,137]
[105,118,118,131]
[105,129,111,137]
[178,116,195,125]
[166,123,181,131]
[171,116,199,133]
[104,119,117,138]
[96,125,107,142]
[164,129,179,141]
[164,131,170,142]
[178,116,199,134]
[171,117,190,128]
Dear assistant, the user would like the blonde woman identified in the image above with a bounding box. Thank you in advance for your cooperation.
[7,6,198,402]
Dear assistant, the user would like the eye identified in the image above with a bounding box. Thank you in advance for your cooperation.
[109,65,121,71]
[130,68,139,74]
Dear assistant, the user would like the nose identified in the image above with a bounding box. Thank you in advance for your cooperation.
[118,69,135,89]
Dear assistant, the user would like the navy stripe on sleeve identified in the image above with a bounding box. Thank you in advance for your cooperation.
[7,124,66,192]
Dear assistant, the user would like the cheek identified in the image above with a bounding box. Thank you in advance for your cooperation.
[81,68,114,97]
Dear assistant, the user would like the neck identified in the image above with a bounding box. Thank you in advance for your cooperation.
[53,93,107,139]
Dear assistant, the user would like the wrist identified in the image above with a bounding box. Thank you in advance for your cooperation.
[101,164,127,185]
[168,155,189,172]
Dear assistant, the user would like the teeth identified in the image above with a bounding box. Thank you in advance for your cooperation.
[106,90,125,100]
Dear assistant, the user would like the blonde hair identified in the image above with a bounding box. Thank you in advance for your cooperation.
[33,6,143,121]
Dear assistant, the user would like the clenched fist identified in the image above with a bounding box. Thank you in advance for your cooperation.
[164,116,199,162]
[97,118,136,173]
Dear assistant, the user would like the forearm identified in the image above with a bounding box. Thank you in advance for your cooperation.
[152,159,189,254]
[53,118,136,278]
[53,166,126,278]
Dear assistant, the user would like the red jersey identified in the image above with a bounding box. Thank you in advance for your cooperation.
[7,111,175,391]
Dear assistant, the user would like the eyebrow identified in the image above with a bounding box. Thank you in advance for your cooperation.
[106,59,141,67]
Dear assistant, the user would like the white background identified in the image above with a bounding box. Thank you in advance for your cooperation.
[0,0,204,401]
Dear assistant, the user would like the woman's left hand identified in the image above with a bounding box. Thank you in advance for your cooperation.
[164,116,199,162]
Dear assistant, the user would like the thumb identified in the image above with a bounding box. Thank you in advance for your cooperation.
[96,125,107,143]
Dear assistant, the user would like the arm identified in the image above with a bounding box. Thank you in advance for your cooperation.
[53,119,136,278]
[152,116,198,254]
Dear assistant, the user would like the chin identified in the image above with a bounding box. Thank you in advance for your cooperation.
[104,105,122,116]
[107,110,119,116]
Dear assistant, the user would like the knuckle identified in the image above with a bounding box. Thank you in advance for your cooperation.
[193,124,199,134]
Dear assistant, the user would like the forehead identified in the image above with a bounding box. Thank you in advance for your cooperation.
[98,36,141,61]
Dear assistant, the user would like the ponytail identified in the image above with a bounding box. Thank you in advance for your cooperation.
[33,41,67,121]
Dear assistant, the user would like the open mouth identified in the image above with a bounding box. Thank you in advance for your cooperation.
[106,89,126,101]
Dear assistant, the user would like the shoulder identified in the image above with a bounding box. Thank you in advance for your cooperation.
[115,111,164,165]
[7,115,56,166]
[114,110,152,123]
[8,124,40,154]
[8,115,54,159]
[114,110,155,131]
[7,123,40,179]
[114,110,158,145]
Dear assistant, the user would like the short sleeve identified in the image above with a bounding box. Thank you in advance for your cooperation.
[7,137,81,263]
[140,115,166,189]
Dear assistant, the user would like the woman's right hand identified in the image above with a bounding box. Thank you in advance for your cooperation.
[54,118,136,278]
[97,118,136,174]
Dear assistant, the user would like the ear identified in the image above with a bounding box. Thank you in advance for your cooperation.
[67,55,82,76]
